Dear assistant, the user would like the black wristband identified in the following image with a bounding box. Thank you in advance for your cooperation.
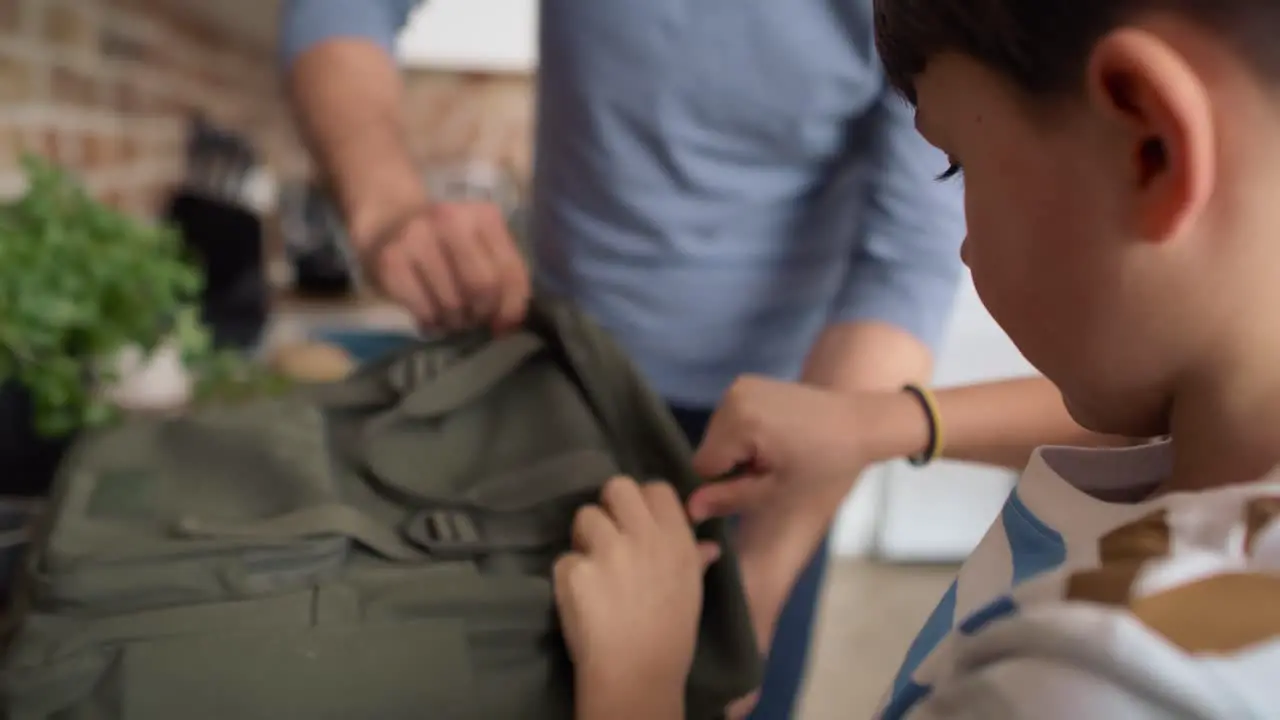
[902,384,940,467]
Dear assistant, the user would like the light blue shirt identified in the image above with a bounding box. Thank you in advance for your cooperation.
[280,0,965,407]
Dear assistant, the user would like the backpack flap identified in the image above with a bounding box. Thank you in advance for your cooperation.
[355,331,622,514]
[525,296,765,717]
[26,397,355,612]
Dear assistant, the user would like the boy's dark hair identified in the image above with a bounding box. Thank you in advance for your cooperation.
[874,1,1280,102]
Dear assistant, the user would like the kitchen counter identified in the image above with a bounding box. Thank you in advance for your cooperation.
[261,290,416,352]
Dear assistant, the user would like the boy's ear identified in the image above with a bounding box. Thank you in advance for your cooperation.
[1084,28,1216,244]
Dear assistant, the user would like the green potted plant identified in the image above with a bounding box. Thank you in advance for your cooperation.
[0,156,284,495]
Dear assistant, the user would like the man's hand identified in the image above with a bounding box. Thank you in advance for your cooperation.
[553,477,720,712]
[358,200,531,333]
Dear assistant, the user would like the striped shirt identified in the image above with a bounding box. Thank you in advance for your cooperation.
[884,441,1280,718]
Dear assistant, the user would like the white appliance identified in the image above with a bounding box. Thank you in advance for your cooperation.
[396,0,539,73]
[832,273,1037,562]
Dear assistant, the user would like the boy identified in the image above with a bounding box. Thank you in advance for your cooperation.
[551,0,1280,717]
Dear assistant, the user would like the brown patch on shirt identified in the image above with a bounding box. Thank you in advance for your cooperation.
[1096,509,1171,564]
[1244,497,1280,553]
[1129,573,1280,653]
[1065,563,1143,606]
[1065,510,1172,605]
[1063,502,1280,653]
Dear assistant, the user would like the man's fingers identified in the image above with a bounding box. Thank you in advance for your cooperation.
[379,256,439,327]
[407,222,466,330]
[478,218,531,333]
[477,202,531,332]
[687,477,772,522]
[491,267,531,334]
[570,503,619,552]
[442,228,500,327]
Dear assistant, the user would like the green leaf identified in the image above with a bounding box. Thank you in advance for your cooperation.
[1,154,278,435]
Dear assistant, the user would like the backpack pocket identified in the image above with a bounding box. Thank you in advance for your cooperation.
[354,565,569,718]
[118,619,472,720]
[4,589,317,718]
[4,588,475,720]
[32,397,353,612]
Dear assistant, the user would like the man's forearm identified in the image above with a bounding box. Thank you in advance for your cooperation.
[801,320,933,392]
[287,40,427,245]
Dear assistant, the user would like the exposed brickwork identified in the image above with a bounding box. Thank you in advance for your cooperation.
[402,69,535,197]
[0,0,537,221]
[0,0,307,217]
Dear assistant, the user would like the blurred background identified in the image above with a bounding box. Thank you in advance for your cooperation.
[0,0,532,285]
[0,1,1038,716]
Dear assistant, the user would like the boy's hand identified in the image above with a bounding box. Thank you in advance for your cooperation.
[689,375,876,521]
[553,476,721,696]
[688,375,887,677]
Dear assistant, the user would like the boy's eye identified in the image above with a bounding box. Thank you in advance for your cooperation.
[935,162,963,182]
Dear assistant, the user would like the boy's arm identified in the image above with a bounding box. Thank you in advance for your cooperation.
[576,680,683,720]
[879,376,1138,471]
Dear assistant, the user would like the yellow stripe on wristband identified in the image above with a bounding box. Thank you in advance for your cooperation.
[902,384,943,466]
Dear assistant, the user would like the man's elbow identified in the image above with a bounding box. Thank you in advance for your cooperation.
[834,252,965,354]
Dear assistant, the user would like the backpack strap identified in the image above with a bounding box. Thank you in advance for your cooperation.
[401,488,598,560]
[174,503,427,563]
[313,331,544,415]
[393,331,545,419]
[522,296,661,475]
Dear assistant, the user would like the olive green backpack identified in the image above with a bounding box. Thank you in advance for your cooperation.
[1,296,761,719]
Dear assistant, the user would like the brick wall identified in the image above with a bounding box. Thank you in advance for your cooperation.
[0,0,305,217]
[0,0,537,220]
[402,70,534,196]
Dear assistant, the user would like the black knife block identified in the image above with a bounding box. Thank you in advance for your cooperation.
[164,191,269,350]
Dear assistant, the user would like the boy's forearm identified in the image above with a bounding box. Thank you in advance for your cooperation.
[868,376,1137,471]
[932,377,1135,468]
[730,320,934,627]
[575,673,683,720]
[287,40,429,246]
[805,323,1130,470]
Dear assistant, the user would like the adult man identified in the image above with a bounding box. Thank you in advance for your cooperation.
[279,1,964,716]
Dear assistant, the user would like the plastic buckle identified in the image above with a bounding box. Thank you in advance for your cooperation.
[402,493,594,560]
[402,508,487,559]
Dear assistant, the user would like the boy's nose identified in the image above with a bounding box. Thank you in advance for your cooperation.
[960,236,970,267]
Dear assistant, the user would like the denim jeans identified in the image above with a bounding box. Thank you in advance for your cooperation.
[669,405,830,720]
